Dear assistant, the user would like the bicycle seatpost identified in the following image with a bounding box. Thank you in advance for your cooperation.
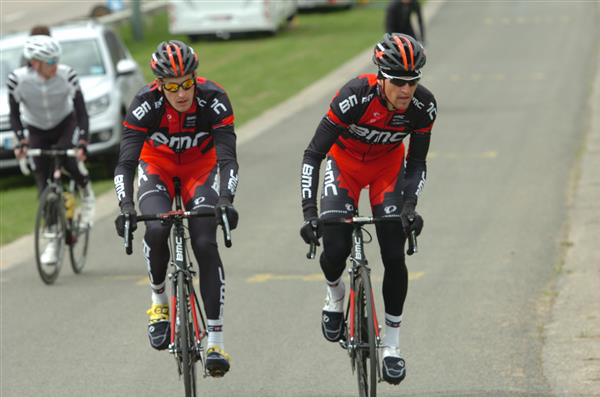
[173,177,182,210]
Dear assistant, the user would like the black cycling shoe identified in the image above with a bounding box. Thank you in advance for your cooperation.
[382,356,406,385]
[148,321,170,350]
[321,310,345,342]
[205,347,231,377]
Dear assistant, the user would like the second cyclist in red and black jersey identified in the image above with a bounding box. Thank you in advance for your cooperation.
[300,33,437,385]
[113,40,238,376]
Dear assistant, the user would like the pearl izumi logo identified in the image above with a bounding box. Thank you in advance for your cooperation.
[384,205,398,214]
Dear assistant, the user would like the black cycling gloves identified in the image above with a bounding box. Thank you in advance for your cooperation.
[300,217,322,246]
[215,196,239,230]
[399,202,424,236]
[115,202,137,238]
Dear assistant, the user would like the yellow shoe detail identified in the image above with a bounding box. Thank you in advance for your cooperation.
[206,346,232,362]
[146,304,169,324]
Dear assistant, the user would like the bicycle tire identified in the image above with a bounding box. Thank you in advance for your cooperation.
[34,187,66,285]
[178,271,197,397]
[361,266,378,397]
[354,269,378,397]
[68,194,90,273]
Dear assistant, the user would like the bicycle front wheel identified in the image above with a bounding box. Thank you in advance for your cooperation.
[68,192,90,274]
[34,187,66,285]
[177,271,197,397]
[354,268,378,397]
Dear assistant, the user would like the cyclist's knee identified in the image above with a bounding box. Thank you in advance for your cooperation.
[381,248,406,269]
[144,221,170,246]
[192,235,218,256]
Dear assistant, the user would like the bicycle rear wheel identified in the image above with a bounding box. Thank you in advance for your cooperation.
[178,272,197,397]
[68,191,90,274]
[354,268,378,397]
[34,187,66,285]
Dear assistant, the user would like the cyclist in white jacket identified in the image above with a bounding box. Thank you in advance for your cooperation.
[8,35,95,264]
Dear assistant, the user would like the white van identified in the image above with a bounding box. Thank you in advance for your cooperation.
[168,0,298,40]
[297,0,356,9]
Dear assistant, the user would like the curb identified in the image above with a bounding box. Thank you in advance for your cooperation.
[542,32,600,395]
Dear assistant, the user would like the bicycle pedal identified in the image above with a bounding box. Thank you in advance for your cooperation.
[207,368,227,378]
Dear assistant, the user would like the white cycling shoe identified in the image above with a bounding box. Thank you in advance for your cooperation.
[382,347,406,385]
[80,184,95,227]
[40,240,59,265]
[321,281,345,342]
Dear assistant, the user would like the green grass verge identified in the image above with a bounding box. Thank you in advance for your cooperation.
[119,6,384,126]
[0,178,115,246]
[1,5,384,246]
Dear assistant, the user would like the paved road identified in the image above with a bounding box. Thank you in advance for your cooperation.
[1,1,100,35]
[0,0,161,36]
[2,2,599,396]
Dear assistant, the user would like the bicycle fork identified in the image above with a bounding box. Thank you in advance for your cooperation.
[168,231,206,368]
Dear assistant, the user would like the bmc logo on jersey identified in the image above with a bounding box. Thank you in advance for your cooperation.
[348,124,408,144]
[338,95,358,114]
[133,101,151,120]
[149,131,209,151]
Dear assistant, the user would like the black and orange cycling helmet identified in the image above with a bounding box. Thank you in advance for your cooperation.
[373,33,426,80]
[150,40,199,78]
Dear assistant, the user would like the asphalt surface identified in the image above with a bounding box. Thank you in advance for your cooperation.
[0,0,163,36]
[1,0,102,35]
[2,2,600,397]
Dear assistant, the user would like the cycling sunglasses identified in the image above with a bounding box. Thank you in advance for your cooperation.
[389,78,420,87]
[162,78,195,93]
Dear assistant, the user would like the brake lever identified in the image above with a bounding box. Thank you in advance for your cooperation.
[220,209,232,248]
[124,214,133,255]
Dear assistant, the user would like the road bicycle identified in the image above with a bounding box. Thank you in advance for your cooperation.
[122,176,232,397]
[307,214,417,397]
[20,148,91,285]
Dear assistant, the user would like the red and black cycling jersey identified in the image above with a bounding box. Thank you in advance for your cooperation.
[301,73,437,219]
[114,76,238,207]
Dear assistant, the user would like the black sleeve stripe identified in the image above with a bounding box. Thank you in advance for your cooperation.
[7,74,17,90]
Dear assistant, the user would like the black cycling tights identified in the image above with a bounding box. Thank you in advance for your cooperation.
[140,195,224,321]
[319,222,409,316]
[28,114,88,196]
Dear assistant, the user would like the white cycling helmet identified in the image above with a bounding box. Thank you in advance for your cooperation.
[23,35,61,64]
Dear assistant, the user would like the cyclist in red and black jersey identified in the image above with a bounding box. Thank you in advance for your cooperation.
[113,41,238,376]
[299,33,437,385]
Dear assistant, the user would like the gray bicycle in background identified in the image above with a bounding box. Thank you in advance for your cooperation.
[20,148,91,284]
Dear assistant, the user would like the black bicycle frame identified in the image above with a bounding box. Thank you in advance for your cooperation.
[346,223,381,354]
[167,178,206,361]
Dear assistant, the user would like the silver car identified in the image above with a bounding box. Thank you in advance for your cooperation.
[0,21,144,171]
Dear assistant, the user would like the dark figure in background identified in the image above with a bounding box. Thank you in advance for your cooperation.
[30,25,51,36]
[385,0,425,44]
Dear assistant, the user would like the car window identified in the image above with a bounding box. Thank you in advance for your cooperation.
[61,39,106,77]
[0,46,23,86]
[1,38,105,83]
[103,30,126,67]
